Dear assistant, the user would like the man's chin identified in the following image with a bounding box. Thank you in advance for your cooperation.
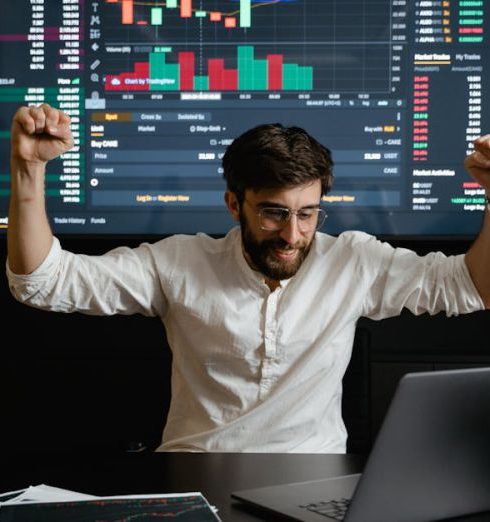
[260,251,304,280]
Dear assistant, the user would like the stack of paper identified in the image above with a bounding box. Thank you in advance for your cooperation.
[0,484,222,521]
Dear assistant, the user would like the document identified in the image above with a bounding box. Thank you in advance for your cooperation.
[0,484,222,521]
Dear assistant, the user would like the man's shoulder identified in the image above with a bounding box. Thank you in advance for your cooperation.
[312,230,399,270]
[315,229,380,252]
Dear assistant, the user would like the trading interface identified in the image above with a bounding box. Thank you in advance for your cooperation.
[0,0,488,236]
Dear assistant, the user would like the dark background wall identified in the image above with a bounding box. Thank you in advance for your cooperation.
[2,235,489,455]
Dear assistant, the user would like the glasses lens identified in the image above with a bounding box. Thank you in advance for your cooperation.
[296,208,326,231]
[260,208,290,230]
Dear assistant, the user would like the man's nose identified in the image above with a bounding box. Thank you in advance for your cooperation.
[278,214,301,245]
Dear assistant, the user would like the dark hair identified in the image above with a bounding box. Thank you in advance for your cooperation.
[222,123,334,203]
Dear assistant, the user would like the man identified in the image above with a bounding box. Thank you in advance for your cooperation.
[6,104,490,453]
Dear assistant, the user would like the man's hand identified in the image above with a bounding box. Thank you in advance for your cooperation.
[10,103,74,165]
[464,135,490,192]
[464,135,490,308]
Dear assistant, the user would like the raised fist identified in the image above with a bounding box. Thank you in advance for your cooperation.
[464,135,490,193]
[10,103,74,164]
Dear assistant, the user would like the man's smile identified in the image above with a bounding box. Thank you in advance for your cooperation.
[272,247,299,261]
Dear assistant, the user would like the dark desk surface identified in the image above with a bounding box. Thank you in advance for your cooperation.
[1,453,489,522]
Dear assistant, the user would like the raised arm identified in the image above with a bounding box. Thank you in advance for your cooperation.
[8,104,74,274]
[464,135,490,308]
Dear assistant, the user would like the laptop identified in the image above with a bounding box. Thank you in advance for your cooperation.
[231,367,490,522]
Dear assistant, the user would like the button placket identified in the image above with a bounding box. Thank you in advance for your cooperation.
[264,289,279,357]
[259,287,281,398]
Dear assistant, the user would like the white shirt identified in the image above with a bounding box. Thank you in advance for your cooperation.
[6,227,484,453]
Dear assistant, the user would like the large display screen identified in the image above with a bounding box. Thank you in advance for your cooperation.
[0,0,488,238]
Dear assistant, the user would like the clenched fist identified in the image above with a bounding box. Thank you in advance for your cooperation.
[464,135,490,193]
[10,103,74,164]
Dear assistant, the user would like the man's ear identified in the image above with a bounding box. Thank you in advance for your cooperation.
[225,191,240,222]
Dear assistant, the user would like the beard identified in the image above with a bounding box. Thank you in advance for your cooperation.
[239,211,314,281]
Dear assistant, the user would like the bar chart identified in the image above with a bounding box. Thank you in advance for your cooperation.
[99,0,393,93]
[105,46,313,91]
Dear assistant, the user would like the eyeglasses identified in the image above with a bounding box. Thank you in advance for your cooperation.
[255,206,327,232]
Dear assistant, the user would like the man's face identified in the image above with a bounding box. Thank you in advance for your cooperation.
[225,181,322,282]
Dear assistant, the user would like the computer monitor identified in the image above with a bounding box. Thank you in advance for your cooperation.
[0,0,488,238]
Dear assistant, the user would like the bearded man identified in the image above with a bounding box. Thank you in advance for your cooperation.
[6,104,490,453]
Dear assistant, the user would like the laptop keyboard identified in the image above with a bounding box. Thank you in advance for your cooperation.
[299,498,351,520]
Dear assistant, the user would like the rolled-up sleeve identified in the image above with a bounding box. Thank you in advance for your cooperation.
[6,236,167,317]
[359,237,485,320]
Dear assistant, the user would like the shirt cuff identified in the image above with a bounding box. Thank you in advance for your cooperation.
[457,253,486,311]
[6,236,62,284]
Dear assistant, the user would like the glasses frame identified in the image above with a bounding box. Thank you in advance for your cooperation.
[255,206,327,232]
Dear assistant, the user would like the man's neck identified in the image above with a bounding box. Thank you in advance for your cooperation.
[265,278,281,292]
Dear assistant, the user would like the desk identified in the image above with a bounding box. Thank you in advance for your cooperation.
[0,453,488,521]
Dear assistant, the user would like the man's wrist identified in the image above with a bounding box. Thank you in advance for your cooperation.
[10,156,46,180]
[10,157,46,202]
[11,154,47,170]
[486,194,490,213]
